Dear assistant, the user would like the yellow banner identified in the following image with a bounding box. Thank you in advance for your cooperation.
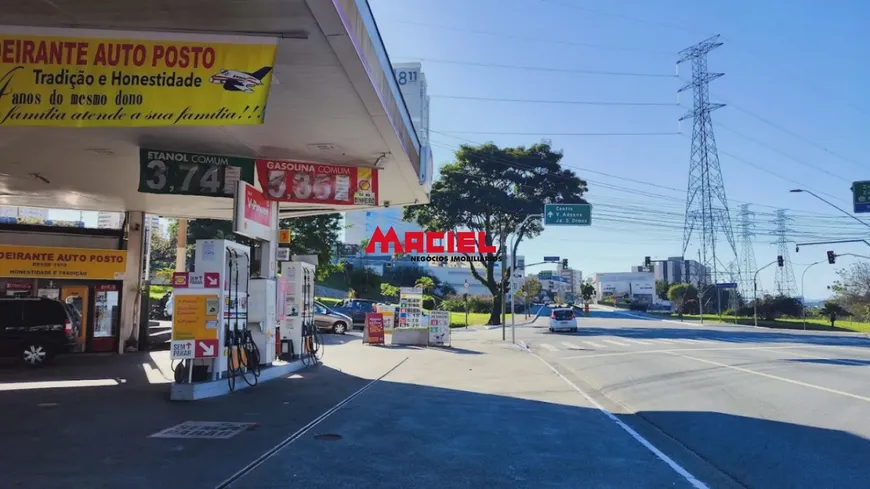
[0,31,277,127]
[0,245,127,280]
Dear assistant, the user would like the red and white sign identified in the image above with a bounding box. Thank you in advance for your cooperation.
[233,181,274,241]
[172,272,189,288]
[195,339,219,358]
[256,158,378,206]
[204,272,220,288]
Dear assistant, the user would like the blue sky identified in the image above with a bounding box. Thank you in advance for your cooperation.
[369,0,870,300]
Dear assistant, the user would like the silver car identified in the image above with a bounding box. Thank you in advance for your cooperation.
[314,301,352,334]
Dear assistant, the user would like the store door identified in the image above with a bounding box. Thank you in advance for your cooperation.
[91,285,120,353]
[61,286,89,353]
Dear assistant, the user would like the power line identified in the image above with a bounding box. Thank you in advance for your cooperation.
[382,19,673,55]
[429,94,677,107]
[389,56,677,78]
[432,130,680,137]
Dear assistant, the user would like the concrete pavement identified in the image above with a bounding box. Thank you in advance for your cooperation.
[514,312,870,488]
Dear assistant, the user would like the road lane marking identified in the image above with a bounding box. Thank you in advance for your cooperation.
[539,343,559,352]
[603,339,631,347]
[668,339,697,344]
[519,346,709,489]
[583,341,606,348]
[561,341,582,350]
[561,344,824,360]
[755,347,870,366]
[624,338,652,345]
[668,352,870,404]
[652,339,676,344]
[214,357,409,488]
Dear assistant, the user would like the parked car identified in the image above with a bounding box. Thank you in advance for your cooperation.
[549,307,578,333]
[164,293,174,319]
[314,301,353,334]
[0,297,79,366]
[331,299,377,325]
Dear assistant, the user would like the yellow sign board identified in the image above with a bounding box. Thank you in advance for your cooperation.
[278,229,292,244]
[172,294,220,341]
[0,244,127,280]
[0,30,277,127]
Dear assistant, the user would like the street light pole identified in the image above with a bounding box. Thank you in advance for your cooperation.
[790,189,870,230]
[754,260,778,327]
[510,213,543,343]
[800,260,824,330]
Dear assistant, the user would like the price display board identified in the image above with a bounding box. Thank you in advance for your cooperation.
[428,310,450,346]
[398,287,423,328]
[138,149,255,197]
[256,159,378,206]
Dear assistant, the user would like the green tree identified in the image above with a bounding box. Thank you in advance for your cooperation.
[149,232,176,275]
[514,276,542,313]
[820,300,850,327]
[380,283,400,300]
[404,141,587,325]
[667,283,698,317]
[580,283,596,305]
[186,213,341,281]
[655,280,670,301]
[414,276,436,295]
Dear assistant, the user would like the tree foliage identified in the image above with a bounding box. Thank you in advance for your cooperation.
[667,283,698,315]
[514,276,542,310]
[830,261,870,318]
[403,141,587,324]
[655,280,670,301]
[186,214,342,281]
[149,231,176,276]
[580,283,596,304]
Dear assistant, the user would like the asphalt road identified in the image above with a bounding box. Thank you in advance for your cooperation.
[514,306,870,488]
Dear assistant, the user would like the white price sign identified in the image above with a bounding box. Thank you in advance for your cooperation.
[171,340,195,359]
[429,310,450,346]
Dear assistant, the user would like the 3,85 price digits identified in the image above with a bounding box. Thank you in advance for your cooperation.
[291,172,334,201]
[144,160,225,196]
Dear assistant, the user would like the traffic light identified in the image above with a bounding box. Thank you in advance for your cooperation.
[644,256,651,267]
[561,258,569,270]
[827,251,836,264]
[777,255,784,267]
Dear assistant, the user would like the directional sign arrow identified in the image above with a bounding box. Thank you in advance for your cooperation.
[198,341,215,357]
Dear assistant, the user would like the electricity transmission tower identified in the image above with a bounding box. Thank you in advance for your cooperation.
[773,209,797,296]
[678,35,739,289]
[738,204,759,298]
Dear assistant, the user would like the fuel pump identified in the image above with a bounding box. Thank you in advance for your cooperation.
[278,261,316,362]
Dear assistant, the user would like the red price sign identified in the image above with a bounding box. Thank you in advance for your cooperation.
[256,159,378,206]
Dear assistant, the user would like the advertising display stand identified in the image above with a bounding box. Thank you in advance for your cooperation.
[364,312,385,345]
[393,287,429,346]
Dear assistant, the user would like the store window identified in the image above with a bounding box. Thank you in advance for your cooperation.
[93,285,119,339]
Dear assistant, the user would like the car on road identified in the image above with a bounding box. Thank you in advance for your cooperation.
[0,297,80,366]
[330,299,377,326]
[314,301,353,334]
[549,308,578,333]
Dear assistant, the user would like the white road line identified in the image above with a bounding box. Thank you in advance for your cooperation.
[669,339,699,344]
[682,339,713,344]
[651,339,675,344]
[561,344,826,361]
[520,347,709,489]
[756,347,870,366]
[624,338,652,345]
[583,341,606,348]
[561,341,582,350]
[539,343,559,352]
[603,339,631,347]
[669,352,870,404]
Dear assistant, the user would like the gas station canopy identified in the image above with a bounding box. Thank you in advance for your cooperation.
[0,0,430,219]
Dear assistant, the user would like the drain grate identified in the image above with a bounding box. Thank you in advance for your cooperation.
[314,433,342,441]
[149,421,258,440]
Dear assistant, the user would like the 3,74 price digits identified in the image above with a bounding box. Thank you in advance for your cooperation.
[143,160,229,196]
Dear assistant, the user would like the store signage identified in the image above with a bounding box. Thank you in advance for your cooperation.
[195,339,219,358]
[171,294,220,341]
[170,340,195,359]
[428,310,450,346]
[138,149,255,197]
[173,272,189,288]
[233,181,274,241]
[364,313,385,345]
[0,28,277,128]
[0,245,127,280]
[256,159,378,206]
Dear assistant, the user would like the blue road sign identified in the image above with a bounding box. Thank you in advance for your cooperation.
[543,256,560,263]
[544,204,591,226]
[715,282,738,289]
